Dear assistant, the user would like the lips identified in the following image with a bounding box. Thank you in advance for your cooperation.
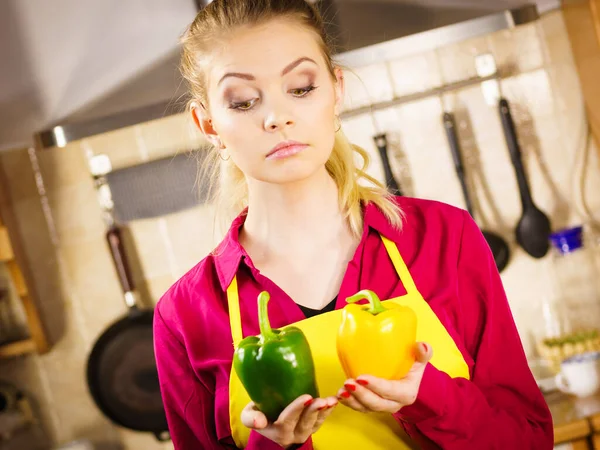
[266,140,308,160]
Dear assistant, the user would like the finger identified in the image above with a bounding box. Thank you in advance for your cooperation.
[240,402,268,430]
[414,342,433,365]
[274,394,315,430]
[344,380,401,412]
[353,375,419,406]
[311,397,338,433]
[295,397,328,436]
[337,387,368,412]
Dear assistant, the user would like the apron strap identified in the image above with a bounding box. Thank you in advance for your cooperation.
[227,275,243,349]
[226,234,417,348]
[380,234,418,296]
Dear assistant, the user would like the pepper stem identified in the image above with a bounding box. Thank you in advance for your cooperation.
[346,289,387,315]
[258,291,277,341]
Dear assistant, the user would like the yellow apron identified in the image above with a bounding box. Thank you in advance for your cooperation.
[227,234,470,449]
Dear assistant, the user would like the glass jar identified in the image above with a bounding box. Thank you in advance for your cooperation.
[549,225,600,333]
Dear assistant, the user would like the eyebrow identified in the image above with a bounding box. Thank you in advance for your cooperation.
[217,57,318,86]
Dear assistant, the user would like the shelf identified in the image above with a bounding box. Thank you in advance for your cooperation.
[0,338,37,359]
[0,191,49,358]
[0,226,14,262]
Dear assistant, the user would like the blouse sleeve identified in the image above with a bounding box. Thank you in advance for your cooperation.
[394,210,554,449]
[154,305,227,449]
[155,297,313,450]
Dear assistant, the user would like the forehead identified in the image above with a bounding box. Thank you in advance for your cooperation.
[209,19,325,81]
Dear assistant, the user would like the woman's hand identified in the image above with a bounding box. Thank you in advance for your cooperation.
[241,394,338,448]
[337,342,433,413]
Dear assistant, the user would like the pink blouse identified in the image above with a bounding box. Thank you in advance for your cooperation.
[154,196,554,449]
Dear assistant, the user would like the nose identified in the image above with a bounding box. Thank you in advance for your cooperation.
[264,104,295,132]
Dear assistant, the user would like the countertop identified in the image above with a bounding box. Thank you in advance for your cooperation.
[546,390,600,444]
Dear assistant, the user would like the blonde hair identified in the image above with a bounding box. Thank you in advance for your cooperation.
[180,0,403,237]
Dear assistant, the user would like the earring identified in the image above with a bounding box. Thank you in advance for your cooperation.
[214,138,230,161]
[219,147,231,161]
[334,115,342,133]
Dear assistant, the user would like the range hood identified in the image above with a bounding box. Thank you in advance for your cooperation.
[35,0,553,150]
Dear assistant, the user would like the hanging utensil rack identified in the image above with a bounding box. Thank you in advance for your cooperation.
[340,72,501,120]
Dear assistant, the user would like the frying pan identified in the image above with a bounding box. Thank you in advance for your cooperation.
[443,112,510,272]
[373,133,403,196]
[498,98,551,258]
[86,223,170,441]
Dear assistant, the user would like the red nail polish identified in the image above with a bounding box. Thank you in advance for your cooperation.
[423,343,429,352]
[304,399,313,407]
[344,383,356,392]
[341,391,351,398]
[317,405,327,411]
[357,379,368,386]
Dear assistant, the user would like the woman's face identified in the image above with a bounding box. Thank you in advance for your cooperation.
[194,19,344,185]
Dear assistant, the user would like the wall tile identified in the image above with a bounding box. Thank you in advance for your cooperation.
[0,148,39,202]
[163,203,219,279]
[339,114,381,183]
[140,113,209,162]
[84,126,143,171]
[343,63,394,111]
[128,219,173,280]
[36,143,90,190]
[341,69,372,112]
[60,238,127,343]
[388,51,442,97]
[46,181,106,247]
[144,274,177,305]
[489,23,545,75]
[394,98,464,207]
[436,35,491,84]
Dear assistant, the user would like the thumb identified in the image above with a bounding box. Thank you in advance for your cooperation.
[414,342,433,365]
[241,402,268,430]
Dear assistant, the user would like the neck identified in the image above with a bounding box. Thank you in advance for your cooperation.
[241,167,349,260]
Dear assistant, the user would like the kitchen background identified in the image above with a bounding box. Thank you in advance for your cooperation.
[1,0,600,449]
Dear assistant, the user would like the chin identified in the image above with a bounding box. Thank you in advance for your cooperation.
[260,158,327,185]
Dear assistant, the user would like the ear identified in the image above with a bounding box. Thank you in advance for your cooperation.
[191,102,223,148]
[333,67,345,116]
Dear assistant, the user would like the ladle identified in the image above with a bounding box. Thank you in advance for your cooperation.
[443,112,510,272]
[498,98,551,259]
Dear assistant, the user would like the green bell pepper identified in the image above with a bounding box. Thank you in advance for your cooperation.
[233,291,319,422]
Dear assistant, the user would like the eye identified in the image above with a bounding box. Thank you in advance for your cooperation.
[290,85,318,97]
[230,99,257,111]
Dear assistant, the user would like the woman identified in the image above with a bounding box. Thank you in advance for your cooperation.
[153,0,554,448]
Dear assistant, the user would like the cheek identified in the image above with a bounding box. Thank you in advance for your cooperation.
[213,110,256,148]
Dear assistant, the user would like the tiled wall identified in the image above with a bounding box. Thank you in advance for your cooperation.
[0,9,599,450]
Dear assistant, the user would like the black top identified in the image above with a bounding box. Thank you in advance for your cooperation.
[297,296,338,319]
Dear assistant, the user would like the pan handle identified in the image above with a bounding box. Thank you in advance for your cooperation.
[106,225,137,308]
[373,133,402,196]
[443,112,475,217]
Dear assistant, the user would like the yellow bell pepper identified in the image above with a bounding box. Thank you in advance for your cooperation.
[336,289,418,380]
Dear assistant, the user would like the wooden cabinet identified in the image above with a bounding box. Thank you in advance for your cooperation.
[562,0,600,161]
[590,413,600,449]
[555,419,592,446]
